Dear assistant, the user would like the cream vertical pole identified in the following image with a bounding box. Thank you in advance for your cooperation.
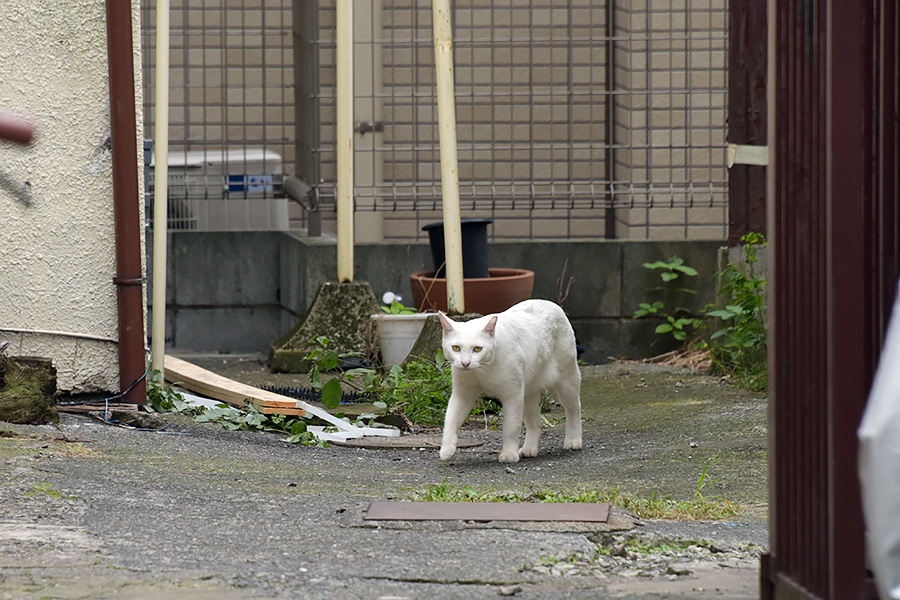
[336,0,354,282]
[151,0,170,377]
[432,0,464,314]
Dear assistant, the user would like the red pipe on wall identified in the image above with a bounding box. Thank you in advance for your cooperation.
[105,0,146,403]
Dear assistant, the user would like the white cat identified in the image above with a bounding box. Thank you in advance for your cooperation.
[438,299,583,463]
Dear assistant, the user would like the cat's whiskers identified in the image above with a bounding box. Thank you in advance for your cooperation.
[472,364,489,378]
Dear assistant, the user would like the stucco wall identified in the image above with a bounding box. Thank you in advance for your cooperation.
[0,0,144,393]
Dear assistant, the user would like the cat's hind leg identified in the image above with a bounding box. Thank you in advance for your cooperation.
[554,367,583,451]
[440,389,478,461]
[519,390,542,458]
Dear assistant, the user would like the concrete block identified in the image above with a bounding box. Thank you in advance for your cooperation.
[619,316,685,359]
[568,319,622,364]
[174,306,283,353]
[171,232,280,306]
[354,242,431,306]
[621,240,721,317]
[491,242,622,319]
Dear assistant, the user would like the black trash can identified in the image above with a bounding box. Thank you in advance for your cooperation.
[422,218,492,279]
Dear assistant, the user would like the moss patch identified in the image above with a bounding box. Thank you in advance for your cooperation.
[269,281,379,373]
[0,356,59,424]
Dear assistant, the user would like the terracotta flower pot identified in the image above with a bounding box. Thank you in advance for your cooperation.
[409,268,535,315]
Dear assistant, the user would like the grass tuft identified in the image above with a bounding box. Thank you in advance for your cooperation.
[407,481,741,522]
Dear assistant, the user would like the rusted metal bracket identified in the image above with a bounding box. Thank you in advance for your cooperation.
[113,276,146,287]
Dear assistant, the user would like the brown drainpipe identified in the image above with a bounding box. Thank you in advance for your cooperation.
[105,0,146,403]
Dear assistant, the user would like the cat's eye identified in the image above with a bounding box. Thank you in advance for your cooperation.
[451,345,461,352]
[473,346,483,353]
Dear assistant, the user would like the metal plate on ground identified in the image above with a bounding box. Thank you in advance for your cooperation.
[365,501,610,523]
[332,435,483,449]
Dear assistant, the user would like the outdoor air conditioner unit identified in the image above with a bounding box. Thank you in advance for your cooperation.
[153,148,288,231]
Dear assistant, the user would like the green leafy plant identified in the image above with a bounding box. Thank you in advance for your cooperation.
[365,352,516,427]
[303,335,379,410]
[299,337,511,427]
[146,370,201,415]
[194,403,325,446]
[633,255,702,343]
[705,233,768,391]
[642,255,699,283]
[380,300,417,315]
[145,369,324,446]
[302,336,448,422]
[368,351,453,425]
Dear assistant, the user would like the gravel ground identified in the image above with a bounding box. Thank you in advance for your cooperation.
[0,356,767,599]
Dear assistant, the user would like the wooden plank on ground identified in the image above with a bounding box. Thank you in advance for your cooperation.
[164,355,304,416]
[365,501,610,523]
[333,434,482,449]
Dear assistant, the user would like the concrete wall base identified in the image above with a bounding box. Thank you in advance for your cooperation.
[148,231,725,365]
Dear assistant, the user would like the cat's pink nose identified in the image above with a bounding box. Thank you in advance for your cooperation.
[461,359,470,368]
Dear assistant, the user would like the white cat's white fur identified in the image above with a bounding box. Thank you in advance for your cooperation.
[438,299,582,463]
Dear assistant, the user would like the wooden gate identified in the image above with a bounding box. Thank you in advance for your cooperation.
[764,0,899,598]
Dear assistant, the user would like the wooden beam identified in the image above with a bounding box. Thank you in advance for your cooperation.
[163,355,304,416]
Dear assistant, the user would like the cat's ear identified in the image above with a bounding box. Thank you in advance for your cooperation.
[483,315,498,337]
[438,312,455,335]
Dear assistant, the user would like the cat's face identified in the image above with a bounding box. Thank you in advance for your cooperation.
[438,313,497,371]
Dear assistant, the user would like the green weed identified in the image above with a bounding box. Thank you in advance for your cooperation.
[146,370,326,446]
[147,370,202,415]
[706,232,768,391]
[632,255,702,343]
[367,352,453,425]
[26,482,75,500]
[302,337,516,427]
[408,469,740,522]
[193,403,326,447]
[632,238,769,392]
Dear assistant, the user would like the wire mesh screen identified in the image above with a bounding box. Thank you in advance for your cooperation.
[142,0,296,231]
[307,0,729,240]
[142,0,728,240]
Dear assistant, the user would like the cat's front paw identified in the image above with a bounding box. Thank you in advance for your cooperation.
[439,445,457,461]
[498,450,521,463]
[519,445,539,458]
[563,437,583,451]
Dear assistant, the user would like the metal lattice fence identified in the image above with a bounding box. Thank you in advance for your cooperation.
[142,0,295,231]
[142,0,729,240]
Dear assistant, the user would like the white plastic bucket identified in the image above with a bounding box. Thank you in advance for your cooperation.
[372,313,430,366]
